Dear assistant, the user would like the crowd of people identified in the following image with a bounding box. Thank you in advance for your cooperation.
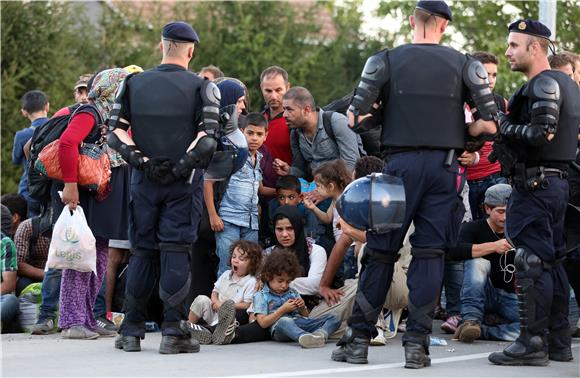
[1,0,579,370]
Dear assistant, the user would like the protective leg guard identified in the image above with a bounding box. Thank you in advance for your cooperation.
[488,247,549,366]
[403,333,431,369]
[548,329,573,362]
[159,243,192,337]
[331,327,370,364]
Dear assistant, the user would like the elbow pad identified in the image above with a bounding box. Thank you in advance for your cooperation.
[529,75,560,141]
[172,136,218,178]
[107,131,145,169]
[107,73,135,132]
[201,80,221,136]
[463,58,498,121]
[348,52,389,117]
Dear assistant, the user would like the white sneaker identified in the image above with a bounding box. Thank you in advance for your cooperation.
[298,333,325,348]
[370,331,386,346]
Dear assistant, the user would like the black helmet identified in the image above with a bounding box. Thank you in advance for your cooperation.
[335,173,406,233]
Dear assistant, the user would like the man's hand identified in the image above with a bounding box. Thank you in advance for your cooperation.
[62,183,79,210]
[272,158,290,176]
[319,285,344,306]
[209,213,224,232]
[458,151,477,167]
[494,239,513,254]
[143,157,178,185]
[347,109,373,130]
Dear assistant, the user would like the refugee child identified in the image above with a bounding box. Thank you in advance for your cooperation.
[253,249,340,348]
[187,240,262,344]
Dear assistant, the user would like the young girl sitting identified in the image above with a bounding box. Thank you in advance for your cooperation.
[303,159,355,278]
[186,240,262,344]
[253,249,340,348]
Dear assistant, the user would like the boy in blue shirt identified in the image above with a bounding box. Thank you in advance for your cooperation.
[253,249,340,348]
[206,113,275,276]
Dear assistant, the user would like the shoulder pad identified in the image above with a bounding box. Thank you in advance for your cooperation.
[201,80,221,106]
[464,58,489,86]
[531,75,560,101]
[361,53,388,81]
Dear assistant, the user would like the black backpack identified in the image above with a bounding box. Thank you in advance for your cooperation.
[27,104,101,203]
[322,93,382,157]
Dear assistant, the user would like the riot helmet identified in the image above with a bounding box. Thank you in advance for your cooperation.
[204,107,248,181]
[335,173,406,233]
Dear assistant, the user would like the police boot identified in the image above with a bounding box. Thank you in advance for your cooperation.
[159,322,200,354]
[548,330,573,362]
[403,333,431,369]
[331,327,370,364]
[488,248,549,366]
[114,335,141,352]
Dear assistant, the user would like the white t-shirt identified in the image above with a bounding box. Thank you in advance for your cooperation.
[290,243,327,295]
[213,270,257,304]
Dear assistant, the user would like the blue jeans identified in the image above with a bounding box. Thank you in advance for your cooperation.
[38,268,107,321]
[461,258,519,341]
[443,260,464,316]
[468,173,507,220]
[0,294,20,323]
[271,313,341,342]
[215,221,258,276]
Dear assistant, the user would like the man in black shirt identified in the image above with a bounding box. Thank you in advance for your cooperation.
[449,184,518,343]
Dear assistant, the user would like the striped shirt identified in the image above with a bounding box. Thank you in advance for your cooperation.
[1,233,18,283]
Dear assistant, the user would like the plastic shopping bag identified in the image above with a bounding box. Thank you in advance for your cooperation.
[46,206,96,273]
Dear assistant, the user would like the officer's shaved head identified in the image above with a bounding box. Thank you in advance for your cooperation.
[161,39,194,58]
[283,87,315,110]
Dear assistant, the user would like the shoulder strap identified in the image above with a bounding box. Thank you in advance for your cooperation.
[321,111,336,144]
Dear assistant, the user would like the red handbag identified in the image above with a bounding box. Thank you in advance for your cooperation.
[35,139,111,195]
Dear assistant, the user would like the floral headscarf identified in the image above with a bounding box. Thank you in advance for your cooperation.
[88,68,129,120]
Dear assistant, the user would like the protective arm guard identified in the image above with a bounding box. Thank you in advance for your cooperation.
[348,52,389,131]
[463,58,498,122]
[200,80,221,137]
[500,76,561,147]
[107,73,135,132]
[172,136,218,178]
[106,131,146,169]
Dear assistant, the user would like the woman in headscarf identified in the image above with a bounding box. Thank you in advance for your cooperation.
[57,68,130,340]
[265,205,327,296]
[216,79,247,115]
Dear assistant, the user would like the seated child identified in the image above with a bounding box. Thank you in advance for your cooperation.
[253,249,340,348]
[186,240,262,344]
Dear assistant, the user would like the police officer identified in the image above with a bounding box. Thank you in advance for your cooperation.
[488,19,580,366]
[332,1,499,369]
[107,21,224,354]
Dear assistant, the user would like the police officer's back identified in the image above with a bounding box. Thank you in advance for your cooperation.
[332,1,499,370]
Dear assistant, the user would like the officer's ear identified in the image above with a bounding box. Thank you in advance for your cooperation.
[439,19,448,34]
[188,45,195,60]
[409,15,416,29]
[158,41,164,54]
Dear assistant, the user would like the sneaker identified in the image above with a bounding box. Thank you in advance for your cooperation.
[30,318,56,335]
[62,325,99,340]
[212,299,236,345]
[440,315,461,334]
[96,316,117,331]
[453,320,481,343]
[92,326,117,338]
[370,331,386,346]
[312,329,328,343]
[298,333,325,348]
[181,321,213,345]
[433,305,448,321]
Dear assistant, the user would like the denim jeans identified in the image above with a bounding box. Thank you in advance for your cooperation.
[461,258,519,341]
[443,260,464,316]
[215,221,258,276]
[468,173,507,220]
[271,313,341,342]
[38,268,107,321]
[0,294,20,323]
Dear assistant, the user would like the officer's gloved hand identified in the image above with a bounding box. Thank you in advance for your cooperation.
[143,157,178,185]
[498,111,511,136]
[219,104,239,136]
[172,136,218,178]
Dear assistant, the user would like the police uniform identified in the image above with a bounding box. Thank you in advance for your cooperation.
[107,22,223,353]
[332,1,499,368]
[488,19,580,366]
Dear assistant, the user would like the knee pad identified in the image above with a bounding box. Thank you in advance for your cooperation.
[349,291,384,326]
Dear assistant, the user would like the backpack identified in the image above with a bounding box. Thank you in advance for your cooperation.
[322,93,382,157]
[27,104,101,203]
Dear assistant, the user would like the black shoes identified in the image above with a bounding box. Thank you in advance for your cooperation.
[331,327,370,364]
[114,335,141,352]
[404,342,431,369]
[159,335,200,354]
[488,338,549,366]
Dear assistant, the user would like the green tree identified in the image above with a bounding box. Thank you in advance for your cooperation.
[1,2,92,194]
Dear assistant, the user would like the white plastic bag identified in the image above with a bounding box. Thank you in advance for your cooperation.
[46,206,96,273]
